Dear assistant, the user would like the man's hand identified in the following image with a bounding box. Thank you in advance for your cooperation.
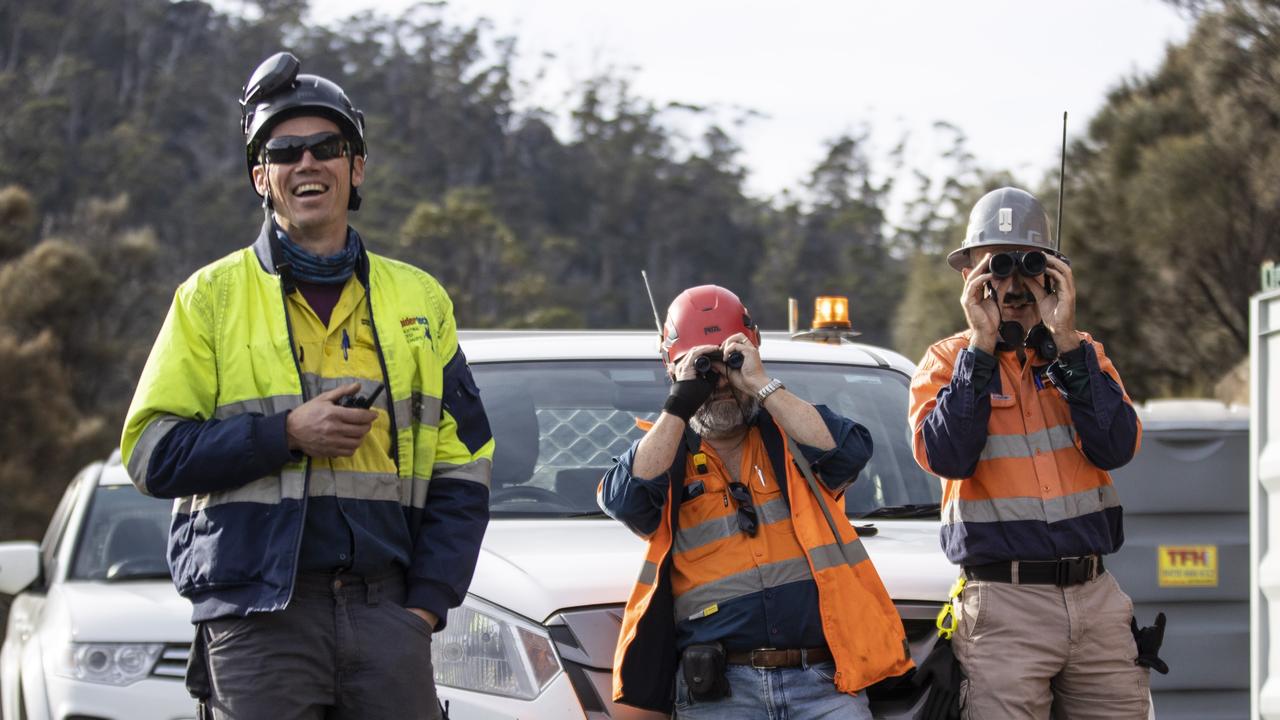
[1028,254,1078,352]
[721,333,769,395]
[664,345,719,422]
[672,344,719,381]
[407,607,438,631]
[961,254,1001,354]
[285,383,378,458]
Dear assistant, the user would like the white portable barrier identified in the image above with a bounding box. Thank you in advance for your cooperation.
[1252,282,1280,719]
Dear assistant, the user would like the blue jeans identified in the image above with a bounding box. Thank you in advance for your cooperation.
[674,658,873,719]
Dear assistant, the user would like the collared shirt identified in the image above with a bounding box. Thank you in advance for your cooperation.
[909,332,1141,566]
[287,275,405,576]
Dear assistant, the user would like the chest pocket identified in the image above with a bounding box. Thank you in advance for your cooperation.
[679,473,727,527]
[675,471,735,563]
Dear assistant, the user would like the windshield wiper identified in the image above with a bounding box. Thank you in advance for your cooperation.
[855,503,941,520]
[564,510,610,518]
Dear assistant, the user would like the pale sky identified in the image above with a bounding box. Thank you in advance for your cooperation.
[297,0,1190,210]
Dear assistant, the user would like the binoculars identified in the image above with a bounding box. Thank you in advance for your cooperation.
[989,250,1047,279]
[694,350,745,374]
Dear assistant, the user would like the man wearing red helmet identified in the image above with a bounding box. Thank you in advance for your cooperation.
[599,285,913,718]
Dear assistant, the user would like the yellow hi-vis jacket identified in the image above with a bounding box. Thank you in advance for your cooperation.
[121,223,493,622]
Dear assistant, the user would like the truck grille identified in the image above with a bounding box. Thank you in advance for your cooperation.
[151,642,189,680]
[546,606,666,720]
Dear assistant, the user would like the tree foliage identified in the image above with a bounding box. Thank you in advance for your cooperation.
[1055,0,1280,397]
[0,0,1268,545]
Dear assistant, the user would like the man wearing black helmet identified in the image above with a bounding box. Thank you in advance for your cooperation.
[907,187,1155,718]
[121,52,493,719]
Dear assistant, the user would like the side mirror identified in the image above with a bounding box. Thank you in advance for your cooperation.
[0,542,40,594]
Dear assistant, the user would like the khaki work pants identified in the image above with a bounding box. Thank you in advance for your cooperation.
[952,571,1150,719]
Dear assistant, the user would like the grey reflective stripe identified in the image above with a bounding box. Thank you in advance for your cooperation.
[394,392,442,430]
[299,375,385,407]
[433,458,492,489]
[127,415,185,495]
[980,425,1077,461]
[214,394,304,419]
[674,555,814,620]
[307,469,402,503]
[400,477,432,509]
[639,561,658,585]
[943,484,1122,526]
[675,515,736,556]
[186,468,307,511]
[809,537,870,572]
[759,497,790,525]
[674,498,791,556]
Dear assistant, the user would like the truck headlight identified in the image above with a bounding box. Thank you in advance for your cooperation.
[432,595,561,700]
[54,643,164,686]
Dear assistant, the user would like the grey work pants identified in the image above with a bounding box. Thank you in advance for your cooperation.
[952,571,1150,719]
[199,572,442,720]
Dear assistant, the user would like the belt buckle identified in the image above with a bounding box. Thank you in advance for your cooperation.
[1055,556,1095,586]
[750,648,778,669]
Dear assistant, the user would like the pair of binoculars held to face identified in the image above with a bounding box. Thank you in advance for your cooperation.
[693,350,744,375]
[989,250,1048,279]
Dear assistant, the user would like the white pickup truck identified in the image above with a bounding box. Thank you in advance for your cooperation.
[0,329,955,719]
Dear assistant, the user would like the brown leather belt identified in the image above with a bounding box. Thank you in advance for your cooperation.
[725,646,833,668]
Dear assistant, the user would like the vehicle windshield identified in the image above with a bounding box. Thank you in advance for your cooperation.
[472,360,939,519]
[70,484,172,581]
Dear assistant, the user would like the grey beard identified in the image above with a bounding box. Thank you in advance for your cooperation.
[690,393,760,439]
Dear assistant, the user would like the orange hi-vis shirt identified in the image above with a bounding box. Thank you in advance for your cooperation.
[908,330,1141,565]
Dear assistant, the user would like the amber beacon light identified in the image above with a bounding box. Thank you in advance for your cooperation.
[813,296,851,329]
[789,295,860,344]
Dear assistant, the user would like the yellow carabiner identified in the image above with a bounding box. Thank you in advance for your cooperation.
[934,575,967,640]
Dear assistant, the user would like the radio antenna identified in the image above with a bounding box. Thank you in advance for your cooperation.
[641,270,663,336]
[1057,111,1068,252]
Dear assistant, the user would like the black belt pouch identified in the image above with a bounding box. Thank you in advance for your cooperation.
[682,642,731,702]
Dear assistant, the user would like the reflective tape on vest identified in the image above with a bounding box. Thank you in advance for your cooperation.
[943,484,1121,526]
[674,497,790,556]
[673,555,815,620]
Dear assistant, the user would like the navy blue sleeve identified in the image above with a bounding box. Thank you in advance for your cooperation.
[1047,342,1139,471]
[406,477,490,631]
[795,405,873,493]
[598,441,672,537]
[920,348,994,478]
[145,412,297,499]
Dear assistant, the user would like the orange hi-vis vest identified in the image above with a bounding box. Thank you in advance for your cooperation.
[909,330,1141,565]
[611,413,912,712]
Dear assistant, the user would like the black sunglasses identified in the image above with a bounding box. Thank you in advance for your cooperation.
[261,132,349,165]
[726,482,759,537]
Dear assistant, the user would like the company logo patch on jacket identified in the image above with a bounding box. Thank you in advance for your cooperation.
[400,315,433,346]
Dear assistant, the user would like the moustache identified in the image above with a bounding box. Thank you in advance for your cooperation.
[1002,293,1034,306]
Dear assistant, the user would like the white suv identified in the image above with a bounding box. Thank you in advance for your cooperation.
[438,330,953,718]
[0,452,194,720]
[0,330,954,719]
